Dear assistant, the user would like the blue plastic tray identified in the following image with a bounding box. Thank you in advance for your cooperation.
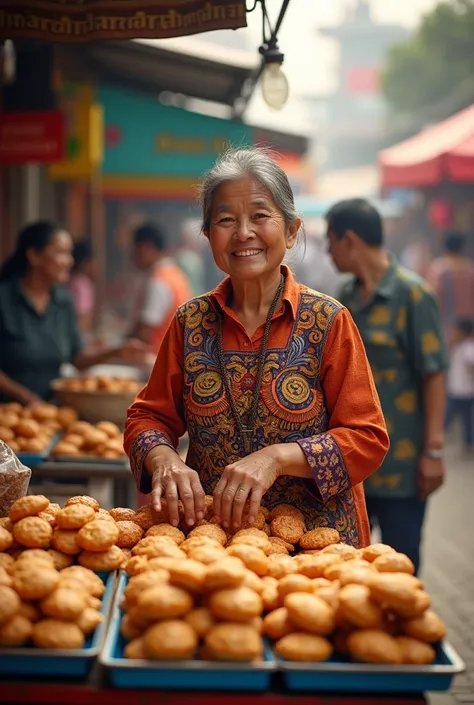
[17,433,61,466]
[0,571,117,677]
[100,573,275,691]
[278,642,465,693]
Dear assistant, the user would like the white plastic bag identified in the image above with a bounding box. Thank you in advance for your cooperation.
[0,441,31,517]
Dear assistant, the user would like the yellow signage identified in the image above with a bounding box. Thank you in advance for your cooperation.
[50,83,103,181]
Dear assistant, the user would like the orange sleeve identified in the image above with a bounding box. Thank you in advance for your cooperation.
[124,314,186,493]
[296,307,389,503]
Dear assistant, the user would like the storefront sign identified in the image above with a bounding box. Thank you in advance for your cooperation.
[99,83,251,179]
[49,83,103,181]
[0,111,64,164]
[0,1,247,42]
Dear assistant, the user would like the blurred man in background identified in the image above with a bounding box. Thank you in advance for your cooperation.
[326,198,448,574]
[445,317,474,453]
[130,222,192,354]
[426,230,474,347]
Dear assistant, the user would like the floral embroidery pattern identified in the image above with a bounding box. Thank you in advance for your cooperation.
[131,429,173,494]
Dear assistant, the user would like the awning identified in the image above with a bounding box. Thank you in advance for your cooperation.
[0,0,246,42]
[379,104,474,188]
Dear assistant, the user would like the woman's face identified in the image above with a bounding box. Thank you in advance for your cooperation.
[206,175,300,281]
[28,230,74,285]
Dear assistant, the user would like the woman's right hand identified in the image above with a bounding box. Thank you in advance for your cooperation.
[145,446,205,527]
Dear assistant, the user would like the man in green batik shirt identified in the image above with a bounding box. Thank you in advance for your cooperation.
[325,199,448,574]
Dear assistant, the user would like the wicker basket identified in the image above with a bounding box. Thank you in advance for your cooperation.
[51,381,136,427]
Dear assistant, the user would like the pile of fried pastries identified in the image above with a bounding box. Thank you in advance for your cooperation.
[0,551,105,649]
[0,402,79,454]
[117,502,446,665]
[0,496,447,663]
[57,376,140,395]
[52,420,126,460]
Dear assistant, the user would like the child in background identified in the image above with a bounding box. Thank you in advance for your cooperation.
[446,318,474,451]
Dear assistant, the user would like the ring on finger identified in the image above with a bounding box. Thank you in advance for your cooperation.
[237,486,247,493]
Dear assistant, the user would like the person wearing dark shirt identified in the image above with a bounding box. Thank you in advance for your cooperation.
[0,221,148,404]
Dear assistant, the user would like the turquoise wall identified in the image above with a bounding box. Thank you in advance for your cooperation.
[98,84,253,177]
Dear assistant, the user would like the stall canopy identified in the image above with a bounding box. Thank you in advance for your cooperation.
[0,0,246,42]
[379,104,474,188]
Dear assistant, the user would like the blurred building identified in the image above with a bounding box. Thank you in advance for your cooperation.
[314,0,408,177]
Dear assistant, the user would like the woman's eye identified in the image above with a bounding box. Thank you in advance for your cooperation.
[217,216,233,224]
[254,213,269,219]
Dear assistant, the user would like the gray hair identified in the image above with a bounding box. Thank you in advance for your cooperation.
[198,146,302,237]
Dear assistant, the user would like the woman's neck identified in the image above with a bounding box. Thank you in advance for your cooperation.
[230,269,282,320]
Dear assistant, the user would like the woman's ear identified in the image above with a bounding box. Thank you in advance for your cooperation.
[286,218,302,249]
[203,230,210,240]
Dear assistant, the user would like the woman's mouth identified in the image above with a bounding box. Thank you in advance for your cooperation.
[232,249,263,258]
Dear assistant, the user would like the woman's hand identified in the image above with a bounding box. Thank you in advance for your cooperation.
[146,446,205,527]
[213,447,281,530]
[121,338,152,365]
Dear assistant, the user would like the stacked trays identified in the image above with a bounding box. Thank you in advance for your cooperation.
[277,643,464,693]
[17,434,61,466]
[0,571,117,677]
[100,574,275,690]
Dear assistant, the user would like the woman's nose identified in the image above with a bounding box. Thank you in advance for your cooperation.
[234,218,254,240]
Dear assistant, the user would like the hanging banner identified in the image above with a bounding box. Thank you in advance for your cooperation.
[0,0,247,42]
[0,111,64,164]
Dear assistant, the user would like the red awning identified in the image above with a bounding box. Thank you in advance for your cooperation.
[379,104,474,188]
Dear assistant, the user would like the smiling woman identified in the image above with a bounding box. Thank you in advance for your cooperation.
[124,147,390,546]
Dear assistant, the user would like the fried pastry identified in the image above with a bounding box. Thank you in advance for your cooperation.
[144,620,197,660]
[47,549,75,571]
[270,504,305,523]
[261,581,279,613]
[145,524,185,545]
[314,583,340,611]
[330,562,375,587]
[56,504,96,530]
[205,623,263,661]
[321,543,358,560]
[299,528,340,550]
[132,537,185,560]
[209,586,263,622]
[204,557,246,592]
[13,517,53,548]
[181,536,222,554]
[51,529,81,555]
[124,637,147,659]
[373,552,415,575]
[32,619,85,649]
[9,495,49,522]
[270,516,305,545]
[95,421,121,438]
[115,521,144,548]
[77,519,119,552]
[0,527,13,551]
[226,544,268,576]
[133,504,167,531]
[296,554,343,578]
[368,573,422,611]
[267,555,296,579]
[285,592,335,635]
[166,559,206,593]
[263,607,295,640]
[395,590,431,618]
[268,536,294,553]
[362,543,395,562]
[64,495,100,512]
[275,632,333,662]
[125,570,170,604]
[136,584,193,620]
[40,587,88,620]
[241,570,264,595]
[0,585,21,623]
[338,584,384,629]
[0,567,12,587]
[396,636,436,664]
[56,406,78,429]
[0,554,14,572]
[12,567,59,601]
[78,545,124,571]
[401,610,446,643]
[77,608,103,634]
[347,629,403,664]
[0,614,33,646]
[187,524,227,546]
[188,544,227,565]
[184,607,217,638]
[231,533,271,555]
[121,613,144,640]
[278,574,314,602]
[125,555,149,576]
[109,507,136,522]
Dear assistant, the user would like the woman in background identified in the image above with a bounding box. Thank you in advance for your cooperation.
[0,220,148,404]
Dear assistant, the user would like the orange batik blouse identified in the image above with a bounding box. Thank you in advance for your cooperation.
[124,266,389,547]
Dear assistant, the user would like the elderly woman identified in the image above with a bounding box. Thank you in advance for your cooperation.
[124,148,389,546]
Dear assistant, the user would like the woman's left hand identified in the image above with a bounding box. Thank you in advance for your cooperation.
[213,447,281,530]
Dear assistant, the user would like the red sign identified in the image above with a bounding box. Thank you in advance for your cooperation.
[346,67,379,94]
[0,111,65,164]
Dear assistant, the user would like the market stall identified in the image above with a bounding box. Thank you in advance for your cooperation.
[0,482,465,705]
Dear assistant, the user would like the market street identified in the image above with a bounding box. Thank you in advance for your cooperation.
[424,439,474,705]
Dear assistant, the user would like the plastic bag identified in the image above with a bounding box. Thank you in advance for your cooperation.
[0,440,32,517]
